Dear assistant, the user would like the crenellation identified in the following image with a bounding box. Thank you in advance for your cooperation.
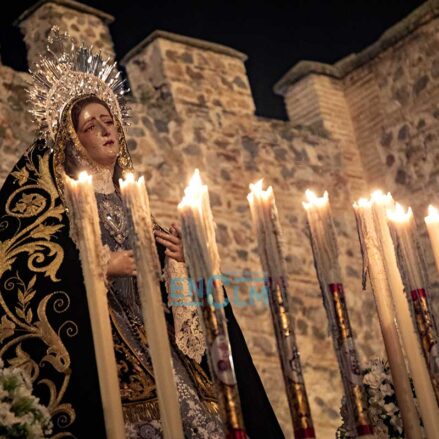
[15,0,115,69]
[122,32,255,120]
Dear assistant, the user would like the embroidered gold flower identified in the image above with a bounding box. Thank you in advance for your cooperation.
[11,167,30,186]
[11,193,46,216]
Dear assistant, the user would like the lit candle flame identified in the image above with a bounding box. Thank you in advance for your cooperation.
[353,197,373,209]
[249,178,264,193]
[353,190,394,209]
[78,170,92,183]
[178,169,207,209]
[425,205,439,224]
[387,202,413,223]
[247,178,273,204]
[125,172,135,182]
[371,189,393,205]
[119,172,134,189]
[302,189,329,210]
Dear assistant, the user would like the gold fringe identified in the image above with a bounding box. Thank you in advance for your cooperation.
[123,399,161,424]
[122,398,220,424]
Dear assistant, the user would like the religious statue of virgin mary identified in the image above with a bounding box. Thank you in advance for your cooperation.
[0,27,284,438]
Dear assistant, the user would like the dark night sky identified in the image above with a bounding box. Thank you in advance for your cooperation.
[0,0,427,120]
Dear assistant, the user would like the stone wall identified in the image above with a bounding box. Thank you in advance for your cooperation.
[276,0,439,321]
[123,99,382,437]
[344,2,439,300]
[6,0,438,437]
[0,63,34,180]
[120,29,386,436]
[343,2,439,208]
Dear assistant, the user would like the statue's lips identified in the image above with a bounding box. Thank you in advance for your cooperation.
[103,140,115,147]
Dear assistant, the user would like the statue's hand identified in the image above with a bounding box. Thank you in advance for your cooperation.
[154,223,185,263]
[107,249,137,278]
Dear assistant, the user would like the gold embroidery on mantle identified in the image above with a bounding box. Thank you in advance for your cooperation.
[0,145,77,436]
[1,149,64,281]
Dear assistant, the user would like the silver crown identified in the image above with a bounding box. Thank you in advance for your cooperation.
[27,26,130,141]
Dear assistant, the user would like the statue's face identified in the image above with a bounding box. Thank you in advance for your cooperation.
[75,103,120,169]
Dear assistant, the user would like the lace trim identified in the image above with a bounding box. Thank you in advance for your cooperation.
[164,257,206,363]
[89,167,115,194]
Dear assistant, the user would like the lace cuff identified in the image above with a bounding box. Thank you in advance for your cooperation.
[164,256,206,363]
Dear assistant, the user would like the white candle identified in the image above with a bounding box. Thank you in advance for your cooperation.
[371,192,439,438]
[388,203,439,408]
[303,190,373,438]
[64,171,126,439]
[178,169,245,438]
[120,173,184,439]
[387,204,425,293]
[248,180,315,439]
[425,205,439,274]
[353,196,422,439]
